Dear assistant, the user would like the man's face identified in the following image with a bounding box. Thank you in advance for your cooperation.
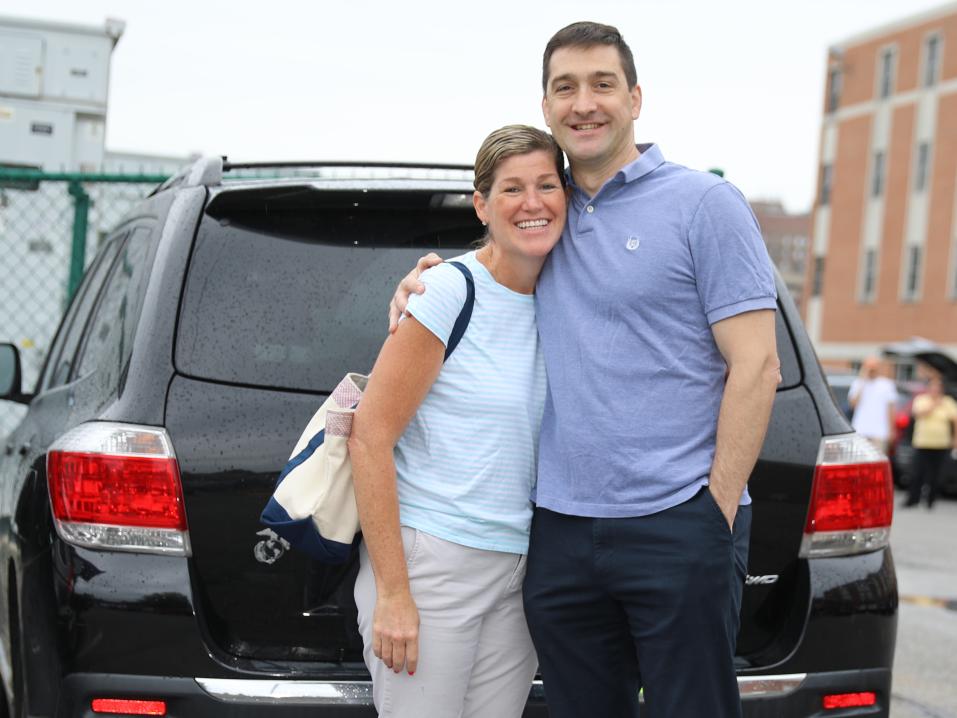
[542,44,641,171]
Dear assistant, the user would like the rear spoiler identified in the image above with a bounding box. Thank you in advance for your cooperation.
[150,156,474,197]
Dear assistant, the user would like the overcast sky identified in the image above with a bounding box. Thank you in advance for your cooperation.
[11,0,952,212]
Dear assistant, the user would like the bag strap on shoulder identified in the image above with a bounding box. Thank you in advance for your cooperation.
[444,260,475,361]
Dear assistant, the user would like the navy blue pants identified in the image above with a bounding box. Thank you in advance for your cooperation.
[523,487,751,718]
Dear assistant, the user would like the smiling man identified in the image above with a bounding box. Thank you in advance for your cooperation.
[520,22,781,718]
[389,21,781,718]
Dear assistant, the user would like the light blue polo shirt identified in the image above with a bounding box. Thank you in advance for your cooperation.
[394,251,546,553]
[533,144,777,518]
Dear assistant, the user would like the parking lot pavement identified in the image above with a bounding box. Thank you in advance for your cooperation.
[889,491,957,718]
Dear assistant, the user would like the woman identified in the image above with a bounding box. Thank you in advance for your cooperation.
[905,373,957,508]
[348,125,565,717]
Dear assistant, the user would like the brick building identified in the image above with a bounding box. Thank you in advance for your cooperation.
[750,201,810,306]
[804,3,957,373]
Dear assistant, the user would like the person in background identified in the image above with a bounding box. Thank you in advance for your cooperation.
[904,373,957,509]
[849,356,898,454]
[349,125,565,718]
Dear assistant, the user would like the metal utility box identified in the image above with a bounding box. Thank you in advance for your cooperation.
[0,14,124,171]
[0,100,77,168]
[0,32,43,97]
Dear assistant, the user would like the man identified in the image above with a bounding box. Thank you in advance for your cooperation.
[848,356,898,454]
[390,22,780,717]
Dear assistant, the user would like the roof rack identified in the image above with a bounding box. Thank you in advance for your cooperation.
[149,156,223,196]
[149,157,476,197]
[221,160,474,172]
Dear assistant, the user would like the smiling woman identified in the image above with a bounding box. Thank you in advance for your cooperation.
[471,126,566,294]
[347,124,565,718]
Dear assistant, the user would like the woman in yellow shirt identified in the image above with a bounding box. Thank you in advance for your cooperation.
[904,375,957,508]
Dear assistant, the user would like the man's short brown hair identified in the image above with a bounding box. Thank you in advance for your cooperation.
[542,21,637,93]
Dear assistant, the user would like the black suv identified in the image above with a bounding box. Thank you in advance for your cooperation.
[0,158,897,717]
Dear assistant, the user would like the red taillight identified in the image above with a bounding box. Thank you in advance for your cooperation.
[47,453,185,529]
[894,411,910,432]
[801,434,893,558]
[822,691,877,709]
[92,698,167,715]
[805,461,893,533]
[46,423,190,556]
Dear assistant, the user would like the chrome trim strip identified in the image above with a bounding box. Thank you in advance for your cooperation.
[195,673,807,704]
[194,679,374,705]
[738,673,808,697]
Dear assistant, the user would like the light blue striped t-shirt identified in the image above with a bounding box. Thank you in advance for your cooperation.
[394,250,546,554]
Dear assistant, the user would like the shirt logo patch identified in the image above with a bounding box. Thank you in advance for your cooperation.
[626,236,640,251]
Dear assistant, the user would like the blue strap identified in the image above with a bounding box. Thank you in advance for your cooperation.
[273,429,325,487]
[444,261,474,361]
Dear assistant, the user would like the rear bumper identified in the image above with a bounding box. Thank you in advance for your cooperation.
[741,668,889,717]
[58,669,890,717]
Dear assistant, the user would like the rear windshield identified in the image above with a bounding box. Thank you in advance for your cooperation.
[177,185,805,393]
[176,187,482,392]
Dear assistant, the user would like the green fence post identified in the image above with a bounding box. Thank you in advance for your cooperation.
[67,180,91,302]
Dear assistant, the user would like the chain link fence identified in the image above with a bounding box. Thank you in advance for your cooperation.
[0,171,166,438]
[0,164,478,440]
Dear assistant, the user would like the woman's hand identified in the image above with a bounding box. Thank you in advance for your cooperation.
[373,589,420,675]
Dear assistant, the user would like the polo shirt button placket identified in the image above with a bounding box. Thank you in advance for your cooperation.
[580,204,595,232]
[576,198,596,232]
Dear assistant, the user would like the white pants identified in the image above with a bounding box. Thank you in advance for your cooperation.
[355,527,537,718]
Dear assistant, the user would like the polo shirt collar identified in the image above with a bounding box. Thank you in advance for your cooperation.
[619,143,664,183]
[564,143,665,192]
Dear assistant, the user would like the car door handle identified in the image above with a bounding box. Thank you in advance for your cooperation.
[17,443,30,456]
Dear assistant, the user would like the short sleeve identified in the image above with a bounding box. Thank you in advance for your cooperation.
[883,381,899,403]
[687,182,778,325]
[405,263,468,347]
[912,395,930,414]
[946,397,957,420]
[849,378,863,402]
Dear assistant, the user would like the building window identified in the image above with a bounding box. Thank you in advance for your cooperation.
[951,245,957,300]
[879,48,895,99]
[793,235,807,266]
[924,34,941,87]
[915,142,931,192]
[820,164,833,205]
[827,67,841,112]
[861,249,877,302]
[812,256,825,296]
[871,152,885,197]
[897,363,916,382]
[904,245,923,300]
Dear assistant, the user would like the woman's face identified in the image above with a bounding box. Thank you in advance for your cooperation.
[473,150,566,261]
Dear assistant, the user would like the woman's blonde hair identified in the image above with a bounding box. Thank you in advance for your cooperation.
[473,125,564,198]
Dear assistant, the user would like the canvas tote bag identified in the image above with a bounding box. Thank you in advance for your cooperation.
[260,261,475,563]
